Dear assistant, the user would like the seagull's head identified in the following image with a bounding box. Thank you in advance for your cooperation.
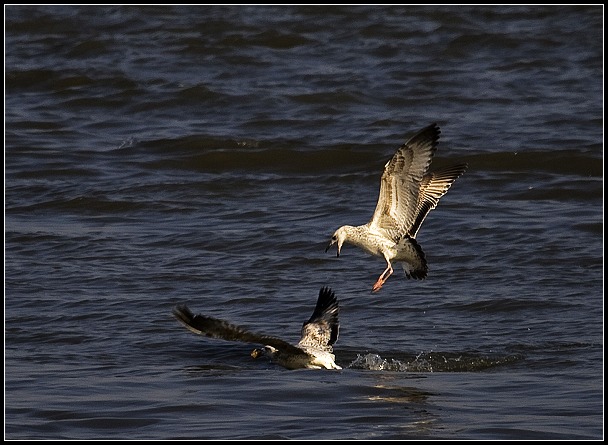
[251,345,278,360]
[325,226,349,257]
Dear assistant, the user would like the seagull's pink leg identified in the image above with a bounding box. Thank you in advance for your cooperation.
[372,262,393,293]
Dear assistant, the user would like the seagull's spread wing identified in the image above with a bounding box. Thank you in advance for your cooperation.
[409,163,468,237]
[297,287,339,352]
[368,123,440,240]
[172,305,306,357]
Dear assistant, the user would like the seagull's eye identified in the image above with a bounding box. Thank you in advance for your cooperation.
[332,236,337,241]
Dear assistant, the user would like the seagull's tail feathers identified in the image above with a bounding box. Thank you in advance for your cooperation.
[396,235,428,279]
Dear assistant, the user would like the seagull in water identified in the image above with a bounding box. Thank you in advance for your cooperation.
[172,287,341,370]
[325,123,468,293]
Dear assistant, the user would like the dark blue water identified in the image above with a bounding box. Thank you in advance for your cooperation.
[5,5,603,440]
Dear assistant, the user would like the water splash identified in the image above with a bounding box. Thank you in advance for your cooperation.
[347,351,523,372]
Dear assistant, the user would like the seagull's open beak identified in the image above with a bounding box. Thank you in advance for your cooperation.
[325,239,340,257]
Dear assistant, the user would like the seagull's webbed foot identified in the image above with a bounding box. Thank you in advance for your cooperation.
[371,264,393,293]
[371,279,385,293]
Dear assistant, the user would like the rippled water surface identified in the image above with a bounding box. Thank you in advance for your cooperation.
[5,5,603,440]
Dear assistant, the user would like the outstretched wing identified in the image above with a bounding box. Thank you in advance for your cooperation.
[172,305,306,357]
[409,163,468,238]
[297,287,340,352]
[367,123,440,240]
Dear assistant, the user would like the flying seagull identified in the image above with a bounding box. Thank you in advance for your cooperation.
[172,287,341,370]
[326,123,468,292]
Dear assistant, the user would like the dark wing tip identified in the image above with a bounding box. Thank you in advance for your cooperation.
[451,162,469,176]
[172,304,193,323]
[313,286,339,319]
[427,162,469,185]
[422,122,441,140]
[401,123,441,156]
[319,286,337,304]
[172,304,204,335]
[307,287,340,346]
